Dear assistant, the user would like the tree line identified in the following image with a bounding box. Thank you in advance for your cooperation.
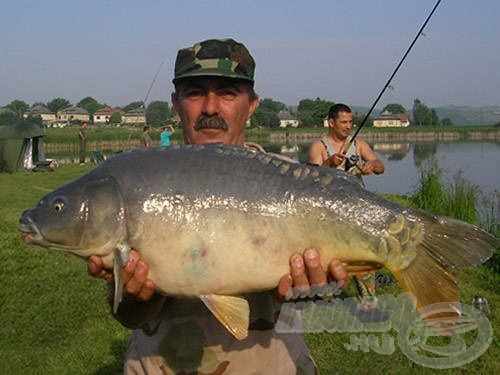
[1,96,453,128]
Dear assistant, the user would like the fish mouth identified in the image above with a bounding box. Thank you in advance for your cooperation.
[19,216,44,246]
[18,222,73,251]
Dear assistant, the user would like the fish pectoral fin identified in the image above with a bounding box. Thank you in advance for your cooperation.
[112,243,131,314]
[200,295,250,340]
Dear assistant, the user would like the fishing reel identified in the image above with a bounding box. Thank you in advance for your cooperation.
[345,154,360,171]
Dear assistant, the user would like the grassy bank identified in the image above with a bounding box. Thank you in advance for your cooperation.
[0,165,129,374]
[32,124,500,147]
[0,162,498,373]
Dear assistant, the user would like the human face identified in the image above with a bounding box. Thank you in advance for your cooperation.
[329,111,353,140]
[172,77,259,146]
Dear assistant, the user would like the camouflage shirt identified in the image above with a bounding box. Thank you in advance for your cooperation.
[124,293,316,374]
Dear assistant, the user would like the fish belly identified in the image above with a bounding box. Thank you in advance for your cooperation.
[130,207,383,297]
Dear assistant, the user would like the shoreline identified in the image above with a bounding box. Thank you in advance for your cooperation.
[268,129,500,142]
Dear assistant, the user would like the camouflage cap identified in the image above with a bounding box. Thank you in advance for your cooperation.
[173,38,255,83]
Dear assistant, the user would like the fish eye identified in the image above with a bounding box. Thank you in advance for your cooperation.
[52,199,65,212]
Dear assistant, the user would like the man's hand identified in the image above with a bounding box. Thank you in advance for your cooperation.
[277,248,348,299]
[361,161,375,175]
[87,250,156,301]
[325,153,345,168]
[87,255,113,282]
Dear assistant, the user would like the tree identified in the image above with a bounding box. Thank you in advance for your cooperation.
[412,98,431,126]
[123,101,145,112]
[109,111,122,125]
[0,109,17,125]
[297,98,334,127]
[146,101,170,126]
[250,98,285,128]
[258,98,286,113]
[47,98,71,113]
[440,118,454,126]
[412,98,442,126]
[382,103,406,114]
[6,99,29,117]
[251,110,279,128]
[430,109,439,126]
[297,111,316,128]
[353,113,372,128]
[297,99,316,112]
[77,96,105,117]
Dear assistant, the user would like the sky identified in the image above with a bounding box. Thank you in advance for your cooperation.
[2,0,499,110]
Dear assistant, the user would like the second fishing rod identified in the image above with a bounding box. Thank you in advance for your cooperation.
[343,0,443,171]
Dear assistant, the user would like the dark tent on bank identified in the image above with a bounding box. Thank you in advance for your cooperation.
[0,120,47,173]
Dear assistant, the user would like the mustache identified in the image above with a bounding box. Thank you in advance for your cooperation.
[194,115,229,131]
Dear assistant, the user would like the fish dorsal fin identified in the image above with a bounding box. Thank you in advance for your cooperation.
[200,295,250,340]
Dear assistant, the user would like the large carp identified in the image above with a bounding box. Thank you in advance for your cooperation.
[19,144,496,339]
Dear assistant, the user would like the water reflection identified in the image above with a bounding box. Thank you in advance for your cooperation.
[258,140,499,198]
[373,143,410,161]
[413,143,438,168]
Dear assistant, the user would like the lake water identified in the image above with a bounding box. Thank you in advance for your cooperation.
[270,140,499,198]
[46,140,499,198]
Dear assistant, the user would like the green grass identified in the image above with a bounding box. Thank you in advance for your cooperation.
[0,163,498,374]
[410,158,479,224]
[0,165,130,374]
[304,261,499,374]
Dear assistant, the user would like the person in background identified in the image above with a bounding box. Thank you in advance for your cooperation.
[141,126,152,148]
[159,124,175,147]
[88,38,348,374]
[78,122,88,165]
[309,103,384,177]
[309,103,387,322]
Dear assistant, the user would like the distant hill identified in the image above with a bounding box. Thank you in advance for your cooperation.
[351,105,500,126]
[433,105,500,126]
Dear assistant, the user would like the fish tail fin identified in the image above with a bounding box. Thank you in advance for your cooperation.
[390,251,462,335]
[390,249,458,310]
[408,208,496,271]
[388,209,497,327]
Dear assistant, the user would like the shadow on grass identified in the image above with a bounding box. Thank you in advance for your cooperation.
[93,339,128,375]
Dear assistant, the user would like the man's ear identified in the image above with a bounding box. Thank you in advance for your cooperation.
[171,92,180,113]
[247,94,259,119]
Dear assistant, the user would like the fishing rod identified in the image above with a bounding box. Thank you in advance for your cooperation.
[143,60,165,107]
[126,60,165,147]
[344,0,442,164]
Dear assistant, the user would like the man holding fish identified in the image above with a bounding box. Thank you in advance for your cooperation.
[20,37,495,374]
[88,38,349,374]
